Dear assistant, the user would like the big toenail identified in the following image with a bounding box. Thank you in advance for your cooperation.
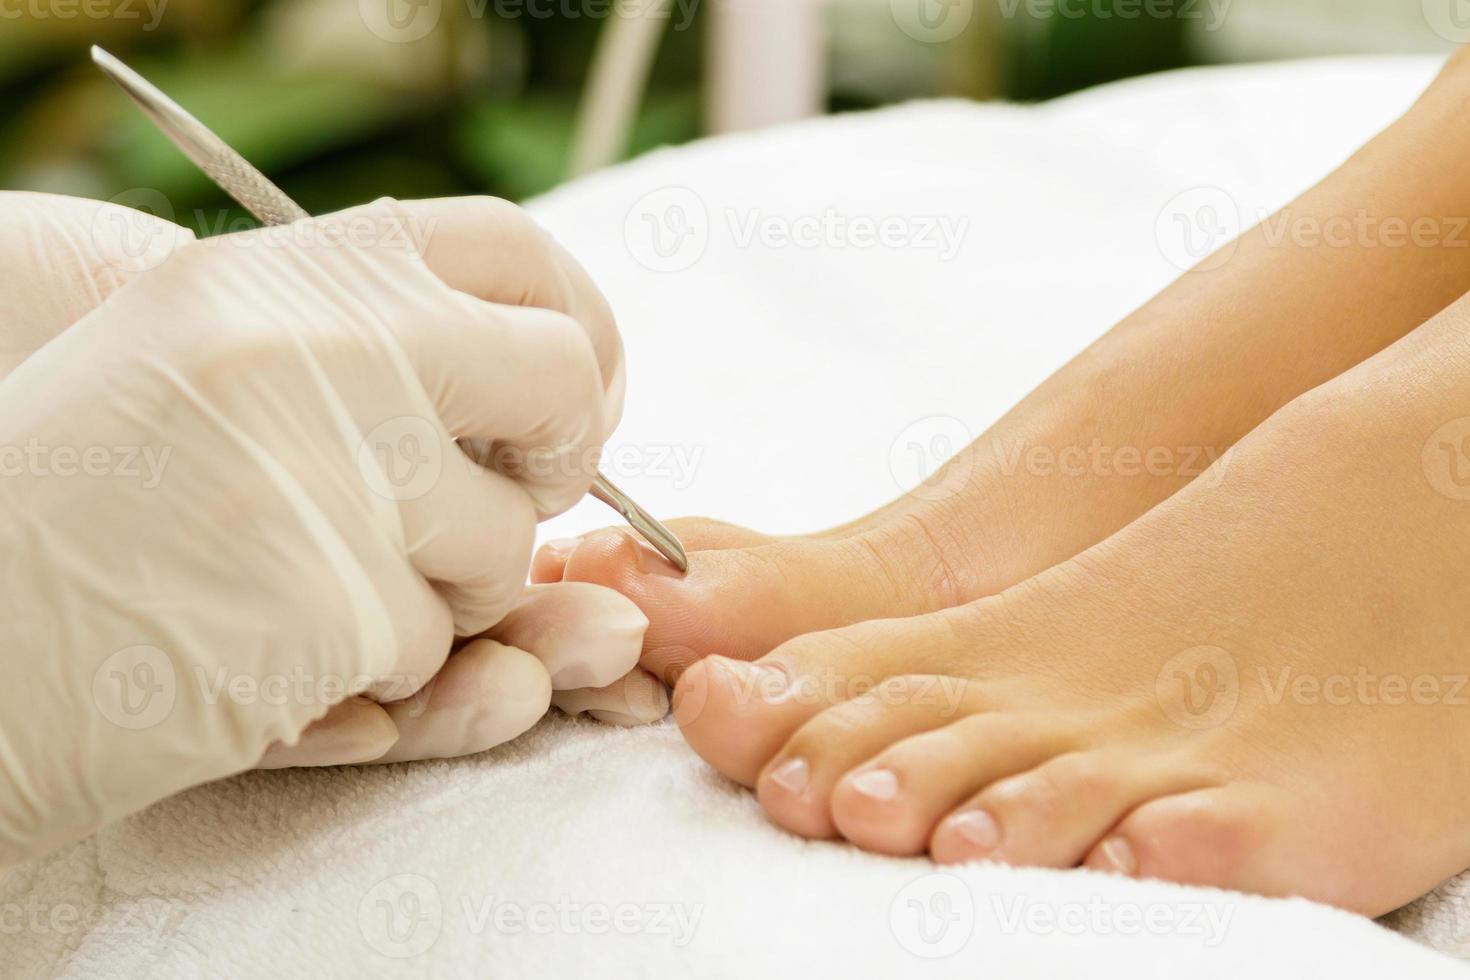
[770,758,810,794]
[1099,837,1138,876]
[632,541,686,578]
[849,769,899,802]
[950,810,1001,851]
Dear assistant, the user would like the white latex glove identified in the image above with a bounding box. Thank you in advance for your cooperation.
[0,192,660,866]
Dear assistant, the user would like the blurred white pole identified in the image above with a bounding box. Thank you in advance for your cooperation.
[708,0,827,134]
[567,0,674,178]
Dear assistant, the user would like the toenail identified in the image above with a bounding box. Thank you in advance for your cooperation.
[949,810,1001,851]
[769,758,810,794]
[1098,837,1138,876]
[632,540,686,578]
[848,769,899,802]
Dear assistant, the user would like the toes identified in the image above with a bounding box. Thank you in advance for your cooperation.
[673,616,964,786]
[1081,784,1323,902]
[829,712,1073,856]
[755,676,972,840]
[931,751,1215,868]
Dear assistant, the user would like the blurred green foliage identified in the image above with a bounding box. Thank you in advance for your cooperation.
[0,0,1189,235]
[0,0,706,231]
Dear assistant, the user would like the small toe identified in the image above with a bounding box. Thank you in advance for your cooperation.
[1081,784,1350,905]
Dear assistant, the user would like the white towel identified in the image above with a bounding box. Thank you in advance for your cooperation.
[4,55,1467,977]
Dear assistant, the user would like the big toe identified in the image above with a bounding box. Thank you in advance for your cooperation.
[553,526,947,684]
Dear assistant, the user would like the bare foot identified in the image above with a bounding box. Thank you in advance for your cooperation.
[671,301,1470,915]
[537,58,1470,686]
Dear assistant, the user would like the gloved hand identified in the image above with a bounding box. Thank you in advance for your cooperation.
[0,192,663,866]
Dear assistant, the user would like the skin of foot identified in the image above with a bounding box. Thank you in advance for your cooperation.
[669,294,1470,916]
[535,52,1470,686]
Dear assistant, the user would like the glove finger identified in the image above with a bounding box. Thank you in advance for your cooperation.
[0,191,193,377]
[366,411,540,635]
[484,582,646,690]
[326,199,607,517]
[402,195,625,431]
[370,639,552,764]
[552,668,670,727]
[254,697,399,769]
